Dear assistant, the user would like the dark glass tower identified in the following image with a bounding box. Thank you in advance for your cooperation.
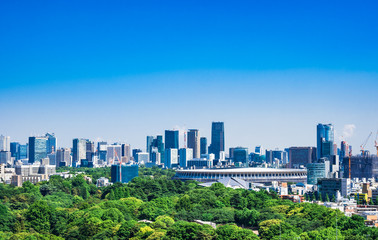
[200,137,207,155]
[209,122,225,159]
[188,129,200,158]
[28,137,47,163]
[45,133,57,154]
[165,130,179,149]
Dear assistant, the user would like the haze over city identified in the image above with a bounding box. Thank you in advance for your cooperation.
[1,1,378,152]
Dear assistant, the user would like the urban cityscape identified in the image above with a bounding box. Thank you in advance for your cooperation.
[2,1,378,239]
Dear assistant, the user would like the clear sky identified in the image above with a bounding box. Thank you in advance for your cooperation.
[1,1,378,153]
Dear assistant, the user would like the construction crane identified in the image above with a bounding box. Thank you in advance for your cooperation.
[360,132,372,157]
[375,131,378,156]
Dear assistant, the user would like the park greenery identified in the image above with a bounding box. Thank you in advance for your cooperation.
[0,166,377,239]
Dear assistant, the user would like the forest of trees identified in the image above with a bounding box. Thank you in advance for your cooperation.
[0,166,377,239]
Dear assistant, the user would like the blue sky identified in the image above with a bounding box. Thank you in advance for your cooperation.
[1,1,378,153]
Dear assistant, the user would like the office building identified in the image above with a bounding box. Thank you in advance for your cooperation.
[73,138,87,165]
[318,178,350,200]
[255,146,264,155]
[150,135,164,162]
[146,136,154,153]
[165,130,179,149]
[342,155,378,179]
[200,137,207,155]
[10,142,20,159]
[209,122,225,159]
[289,147,317,168]
[307,162,326,184]
[0,135,10,152]
[98,141,108,151]
[56,148,71,167]
[188,129,200,159]
[107,145,122,163]
[151,150,161,165]
[121,143,131,163]
[233,147,248,167]
[266,149,288,165]
[165,148,178,168]
[132,149,142,162]
[18,144,28,160]
[45,133,57,154]
[111,164,139,183]
[317,124,334,159]
[179,148,193,168]
[229,148,235,160]
[29,136,47,164]
[0,151,11,165]
[136,152,149,163]
[86,140,95,162]
[187,158,213,168]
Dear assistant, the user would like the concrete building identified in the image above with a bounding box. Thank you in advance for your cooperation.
[56,148,71,167]
[136,152,149,163]
[107,145,122,164]
[188,129,200,159]
[0,135,10,152]
[121,143,131,163]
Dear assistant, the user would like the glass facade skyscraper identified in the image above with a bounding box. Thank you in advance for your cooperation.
[317,123,334,159]
[73,138,87,164]
[28,136,47,163]
[45,133,57,154]
[200,137,207,155]
[209,122,225,159]
[165,130,179,149]
[18,144,28,160]
[10,142,20,158]
[111,164,139,183]
[233,147,248,167]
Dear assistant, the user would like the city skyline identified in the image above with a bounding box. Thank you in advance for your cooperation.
[1,1,378,152]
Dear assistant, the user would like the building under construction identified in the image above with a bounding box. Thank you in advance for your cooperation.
[342,155,378,179]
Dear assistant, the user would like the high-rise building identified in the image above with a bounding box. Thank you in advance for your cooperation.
[266,149,288,165]
[307,162,326,184]
[146,136,154,153]
[107,145,122,163]
[317,124,334,159]
[86,140,95,162]
[151,150,161,165]
[187,129,200,159]
[165,130,179,149]
[56,148,71,167]
[121,144,131,163]
[18,144,28,160]
[165,148,178,169]
[289,147,317,168]
[73,138,87,165]
[209,122,225,159]
[234,147,248,167]
[132,149,142,162]
[0,135,10,152]
[45,133,57,154]
[10,142,20,158]
[200,137,207,155]
[111,164,139,183]
[136,152,149,163]
[0,151,11,165]
[97,141,108,151]
[179,148,193,168]
[28,136,47,164]
[150,135,164,161]
[255,146,264,155]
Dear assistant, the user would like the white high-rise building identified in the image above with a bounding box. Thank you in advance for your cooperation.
[0,135,10,152]
[165,148,178,168]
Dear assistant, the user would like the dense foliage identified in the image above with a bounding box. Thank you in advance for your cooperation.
[0,166,377,239]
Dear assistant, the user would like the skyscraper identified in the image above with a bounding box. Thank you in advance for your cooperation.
[121,143,131,163]
[317,123,334,159]
[188,129,200,158]
[200,137,207,155]
[179,148,193,168]
[56,148,71,167]
[289,147,317,168]
[0,135,10,152]
[146,136,154,153]
[209,122,225,159]
[165,148,178,168]
[165,130,179,149]
[73,138,87,165]
[18,144,28,160]
[86,140,95,162]
[45,133,57,154]
[233,147,248,167]
[28,136,47,164]
[10,142,20,158]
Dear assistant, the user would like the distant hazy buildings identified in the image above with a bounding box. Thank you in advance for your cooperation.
[0,135,10,152]
[289,147,317,168]
[28,136,47,164]
[0,151,11,165]
[209,122,225,160]
[56,148,71,167]
[188,129,200,159]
